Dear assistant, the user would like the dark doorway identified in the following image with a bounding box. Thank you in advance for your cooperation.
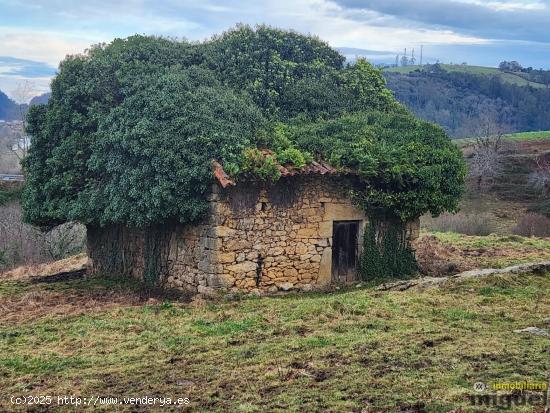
[331,220,360,283]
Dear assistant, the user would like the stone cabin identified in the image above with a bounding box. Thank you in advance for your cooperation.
[87,159,419,294]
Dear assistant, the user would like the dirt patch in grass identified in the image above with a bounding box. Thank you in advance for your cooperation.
[416,232,550,273]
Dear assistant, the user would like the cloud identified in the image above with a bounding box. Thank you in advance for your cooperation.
[331,0,550,43]
[0,0,492,56]
[0,0,548,98]
[0,56,56,78]
[0,29,99,66]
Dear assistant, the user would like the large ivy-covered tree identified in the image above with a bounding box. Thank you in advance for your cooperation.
[23,25,466,229]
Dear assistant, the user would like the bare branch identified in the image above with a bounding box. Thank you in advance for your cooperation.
[528,155,550,196]
[467,116,507,191]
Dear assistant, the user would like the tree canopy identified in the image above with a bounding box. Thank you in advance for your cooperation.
[23,25,466,228]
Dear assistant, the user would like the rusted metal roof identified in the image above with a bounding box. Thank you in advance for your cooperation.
[212,151,339,188]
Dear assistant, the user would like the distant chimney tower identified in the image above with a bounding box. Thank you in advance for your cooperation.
[420,45,423,66]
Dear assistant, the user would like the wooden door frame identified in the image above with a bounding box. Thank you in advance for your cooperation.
[331,220,364,283]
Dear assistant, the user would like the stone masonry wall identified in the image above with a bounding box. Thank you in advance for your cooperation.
[88,175,420,295]
[165,222,218,293]
[202,175,367,294]
[88,222,217,294]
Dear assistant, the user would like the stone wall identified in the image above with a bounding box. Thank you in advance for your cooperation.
[165,222,218,293]
[87,222,217,294]
[200,175,367,294]
[87,175,419,295]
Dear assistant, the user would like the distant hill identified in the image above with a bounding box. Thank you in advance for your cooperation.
[383,64,550,137]
[0,91,19,121]
[385,64,548,89]
[0,91,51,122]
[29,92,51,106]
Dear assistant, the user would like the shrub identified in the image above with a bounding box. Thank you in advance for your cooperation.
[23,28,465,230]
[512,213,550,237]
[422,212,495,236]
[286,112,467,221]
[277,147,307,169]
[528,199,550,218]
[359,220,417,282]
[240,148,281,181]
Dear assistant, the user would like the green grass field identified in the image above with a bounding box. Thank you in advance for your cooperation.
[1,260,549,412]
[384,64,547,89]
[503,130,550,141]
[453,130,550,146]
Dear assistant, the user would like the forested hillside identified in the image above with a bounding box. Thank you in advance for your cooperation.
[0,91,51,121]
[384,64,550,137]
[0,91,19,121]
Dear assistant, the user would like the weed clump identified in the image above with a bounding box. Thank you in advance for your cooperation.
[512,213,550,237]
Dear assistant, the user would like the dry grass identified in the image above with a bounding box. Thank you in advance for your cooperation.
[512,213,550,237]
[0,279,144,325]
[1,253,87,280]
[422,212,495,236]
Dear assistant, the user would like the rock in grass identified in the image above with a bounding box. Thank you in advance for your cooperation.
[278,282,294,291]
[513,327,550,337]
[377,261,550,291]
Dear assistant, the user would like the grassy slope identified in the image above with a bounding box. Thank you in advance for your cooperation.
[448,134,550,234]
[504,130,550,140]
[1,269,549,412]
[430,231,550,268]
[384,64,547,89]
[454,130,550,147]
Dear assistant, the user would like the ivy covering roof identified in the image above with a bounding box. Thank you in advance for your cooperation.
[22,25,466,228]
[213,150,338,188]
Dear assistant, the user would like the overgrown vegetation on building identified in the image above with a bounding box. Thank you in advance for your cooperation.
[359,220,418,282]
[22,25,466,279]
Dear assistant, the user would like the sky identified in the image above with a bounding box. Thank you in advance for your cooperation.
[0,0,549,101]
